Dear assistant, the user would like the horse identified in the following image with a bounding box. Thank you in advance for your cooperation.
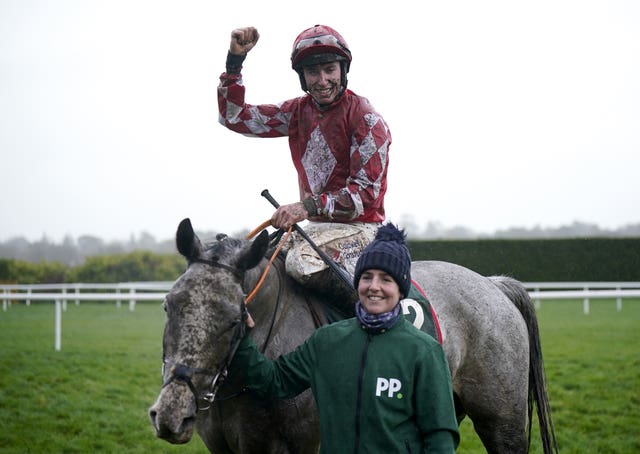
[149,218,558,453]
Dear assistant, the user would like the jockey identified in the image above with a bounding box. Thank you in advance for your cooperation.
[218,25,392,312]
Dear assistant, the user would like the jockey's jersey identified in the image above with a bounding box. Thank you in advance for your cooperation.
[218,72,391,223]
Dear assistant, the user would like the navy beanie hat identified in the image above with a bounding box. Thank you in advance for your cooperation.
[353,223,412,297]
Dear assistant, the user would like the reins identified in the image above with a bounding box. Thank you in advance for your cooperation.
[183,219,290,306]
[245,223,292,304]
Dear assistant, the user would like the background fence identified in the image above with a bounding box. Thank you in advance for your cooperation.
[3,281,640,350]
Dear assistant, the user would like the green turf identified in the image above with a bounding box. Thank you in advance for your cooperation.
[456,298,640,454]
[0,299,638,453]
[0,302,207,453]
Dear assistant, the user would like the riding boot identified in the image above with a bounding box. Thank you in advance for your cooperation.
[305,267,357,320]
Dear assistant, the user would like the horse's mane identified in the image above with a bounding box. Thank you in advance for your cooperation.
[202,234,246,261]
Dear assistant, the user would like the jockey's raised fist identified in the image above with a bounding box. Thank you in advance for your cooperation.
[230,27,260,56]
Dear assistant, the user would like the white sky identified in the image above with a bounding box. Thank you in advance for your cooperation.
[1,0,639,242]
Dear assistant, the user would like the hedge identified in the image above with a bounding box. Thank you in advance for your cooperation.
[407,237,640,281]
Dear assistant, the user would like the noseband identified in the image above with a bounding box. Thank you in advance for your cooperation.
[161,257,249,412]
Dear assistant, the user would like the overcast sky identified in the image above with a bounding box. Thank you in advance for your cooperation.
[1,0,639,243]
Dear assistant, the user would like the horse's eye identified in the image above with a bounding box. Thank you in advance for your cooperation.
[162,301,167,312]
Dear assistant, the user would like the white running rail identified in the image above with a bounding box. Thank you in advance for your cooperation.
[2,281,639,351]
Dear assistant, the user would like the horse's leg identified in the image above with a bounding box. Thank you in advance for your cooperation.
[273,394,321,453]
[471,415,529,454]
[456,361,530,454]
[203,396,319,454]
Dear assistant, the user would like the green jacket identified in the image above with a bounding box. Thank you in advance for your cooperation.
[232,316,459,453]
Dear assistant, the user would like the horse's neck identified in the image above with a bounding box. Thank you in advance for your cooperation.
[244,260,286,333]
[244,258,315,355]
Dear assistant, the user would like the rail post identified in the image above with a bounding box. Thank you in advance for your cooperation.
[583,286,590,315]
[55,299,62,351]
[129,288,136,312]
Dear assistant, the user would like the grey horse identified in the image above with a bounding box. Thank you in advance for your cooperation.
[149,218,558,453]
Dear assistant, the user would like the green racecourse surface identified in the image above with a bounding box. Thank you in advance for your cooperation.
[1,299,638,453]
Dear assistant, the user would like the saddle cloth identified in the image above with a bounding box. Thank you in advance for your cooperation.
[404,280,442,344]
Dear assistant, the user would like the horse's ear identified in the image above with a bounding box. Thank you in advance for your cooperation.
[176,218,202,260]
[237,229,269,271]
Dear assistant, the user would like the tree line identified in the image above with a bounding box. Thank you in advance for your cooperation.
[2,221,639,267]
[1,221,639,285]
[0,251,185,285]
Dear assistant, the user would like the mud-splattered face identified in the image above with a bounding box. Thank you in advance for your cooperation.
[303,61,342,105]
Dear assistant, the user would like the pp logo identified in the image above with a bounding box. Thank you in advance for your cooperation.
[375,377,403,399]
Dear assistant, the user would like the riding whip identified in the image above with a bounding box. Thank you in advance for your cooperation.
[260,189,355,291]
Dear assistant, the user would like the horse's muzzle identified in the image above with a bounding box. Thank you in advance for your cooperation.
[149,383,197,444]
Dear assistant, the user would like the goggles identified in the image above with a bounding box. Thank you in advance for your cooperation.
[294,33,346,52]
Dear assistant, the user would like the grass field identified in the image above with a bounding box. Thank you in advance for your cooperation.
[1,298,638,453]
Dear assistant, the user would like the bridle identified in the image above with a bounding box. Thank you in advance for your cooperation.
[161,294,250,413]
[161,228,289,412]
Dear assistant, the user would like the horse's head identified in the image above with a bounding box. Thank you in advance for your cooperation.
[149,218,269,444]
